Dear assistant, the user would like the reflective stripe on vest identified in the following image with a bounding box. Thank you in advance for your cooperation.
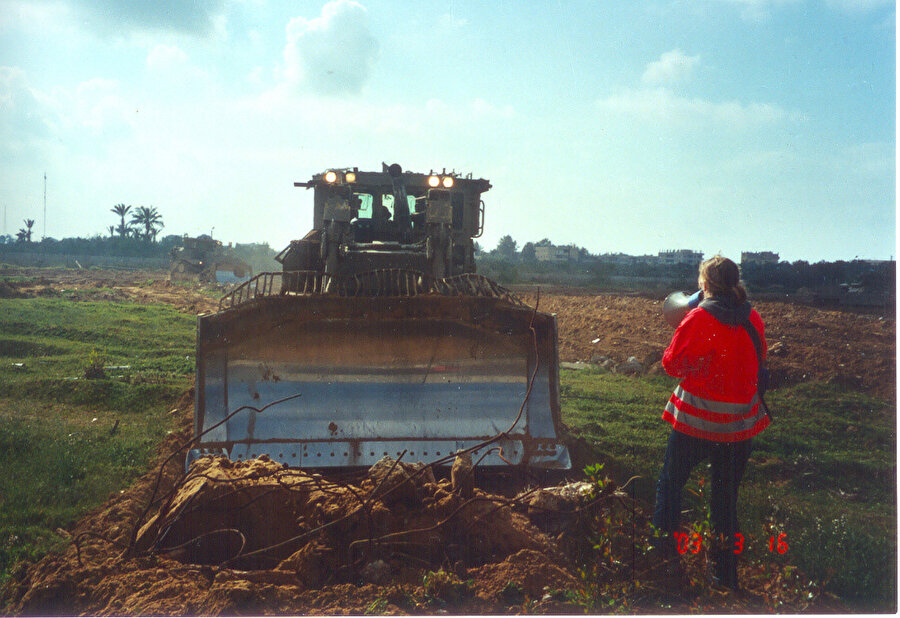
[663,385,768,441]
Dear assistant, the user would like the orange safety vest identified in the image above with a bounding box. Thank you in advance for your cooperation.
[661,304,769,442]
[663,384,769,442]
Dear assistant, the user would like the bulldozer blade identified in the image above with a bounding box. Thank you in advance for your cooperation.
[189,294,571,471]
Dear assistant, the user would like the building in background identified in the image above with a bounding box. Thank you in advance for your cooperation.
[741,251,780,265]
[535,244,579,263]
[657,249,704,267]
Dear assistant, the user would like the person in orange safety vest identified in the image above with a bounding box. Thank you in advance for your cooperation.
[652,255,768,590]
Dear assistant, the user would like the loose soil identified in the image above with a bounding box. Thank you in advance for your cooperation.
[517,290,895,402]
[0,266,219,314]
[1,267,886,615]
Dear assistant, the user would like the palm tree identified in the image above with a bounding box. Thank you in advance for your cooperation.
[108,225,116,238]
[111,204,131,238]
[22,219,34,243]
[130,206,164,241]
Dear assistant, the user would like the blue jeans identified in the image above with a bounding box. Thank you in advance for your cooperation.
[652,429,752,540]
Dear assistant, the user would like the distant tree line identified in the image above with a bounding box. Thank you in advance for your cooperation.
[741,260,895,292]
[0,202,279,269]
[0,233,180,258]
[476,234,895,293]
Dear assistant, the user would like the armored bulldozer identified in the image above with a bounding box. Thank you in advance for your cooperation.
[189,164,571,474]
[169,235,252,283]
[277,163,482,279]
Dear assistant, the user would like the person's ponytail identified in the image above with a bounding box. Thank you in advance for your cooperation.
[699,255,747,305]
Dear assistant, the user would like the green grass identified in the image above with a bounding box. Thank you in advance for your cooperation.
[560,369,897,611]
[0,298,195,587]
[0,295,894,611]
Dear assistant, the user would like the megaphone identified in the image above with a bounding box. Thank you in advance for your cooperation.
[663,290,703,328]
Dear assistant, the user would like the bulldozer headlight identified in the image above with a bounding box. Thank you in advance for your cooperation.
[441,176,454,188]
[428,175,440,188]
[324,170,339,183]
[345,171,356,183]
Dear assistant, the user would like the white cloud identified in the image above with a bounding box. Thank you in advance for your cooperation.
[71,78,132,133]
[144,44,213,97]
[146,44,189,71]
[282,0,379,96]
[0,67,60,148]
[0,67,134,159]
[642,49,700,86]
[596,87,796,130]
[240,88,516,142]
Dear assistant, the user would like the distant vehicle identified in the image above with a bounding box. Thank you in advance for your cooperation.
[169,235,252,283]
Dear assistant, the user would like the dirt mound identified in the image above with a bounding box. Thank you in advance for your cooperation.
[1,428,585,615]
[132,453,566,585]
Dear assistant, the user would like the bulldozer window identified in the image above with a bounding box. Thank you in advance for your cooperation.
[381,194,396,220]
[355,193,374,219]
[353,193,416,221]
[351,192,390,220]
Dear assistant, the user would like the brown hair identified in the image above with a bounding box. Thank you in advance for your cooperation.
[699,255,747,304]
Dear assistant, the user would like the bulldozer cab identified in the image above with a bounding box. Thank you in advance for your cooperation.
[306,166,486,241]
[280,165,487,278]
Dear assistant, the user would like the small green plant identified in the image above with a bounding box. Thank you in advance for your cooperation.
[363,597,388,615]
[82,349,106,380]
[583,462,607,494]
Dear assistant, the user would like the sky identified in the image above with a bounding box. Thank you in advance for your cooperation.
[0,0,895,263]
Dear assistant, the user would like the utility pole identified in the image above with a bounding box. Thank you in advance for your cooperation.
[43,172,47,240]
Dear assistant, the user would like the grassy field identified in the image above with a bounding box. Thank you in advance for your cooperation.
[0,297,195,587]
[0,293,895,611]
[560,369,897,611]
